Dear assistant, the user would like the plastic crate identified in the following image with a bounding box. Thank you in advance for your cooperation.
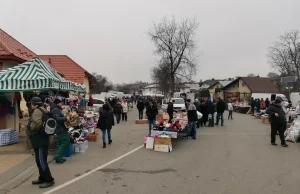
[63,144,73,157]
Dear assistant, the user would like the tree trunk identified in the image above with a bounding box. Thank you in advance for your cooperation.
[171,73,175,94]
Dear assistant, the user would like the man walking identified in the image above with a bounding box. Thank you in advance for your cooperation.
[137,98,145,120]
[206,98,215,127]
[215,98,226,126]
[228,100,233,119]
[114,100,123,124]
[185,99,198,139]
[146,101,158,136]
[266,99,288,147]
[51,99,70,164]
[26,97,55,188]
[167,100,175,123]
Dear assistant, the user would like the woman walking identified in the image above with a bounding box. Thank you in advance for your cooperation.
[228,100,233,119]
[97,104,115,148]
[121,100,128,121]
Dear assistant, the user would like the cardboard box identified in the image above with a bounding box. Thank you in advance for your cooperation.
[87,133,99,141]
[136,119,148,124]
[154,144,172,152]
[154,137,172,145]
[162,113,169,120]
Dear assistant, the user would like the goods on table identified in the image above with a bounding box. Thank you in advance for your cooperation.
[0,129,18,146]
[285,119,300,143]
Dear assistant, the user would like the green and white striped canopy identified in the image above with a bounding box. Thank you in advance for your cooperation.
[0,58,85,92]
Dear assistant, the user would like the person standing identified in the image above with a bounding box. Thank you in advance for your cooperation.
[250,97,256,116]
[26,97,55,188]
[114,100,123,124]
[97,104,115,148]
[255,99,260,112]
[266,99,288,147]
[121,100,128,121]
[146,101,158,136]
[206,98,215,127]
[265,98,270,109]
[50,99,70,164]
[185,99,198,139]
[260,98,266,110]
[137,98,145,120]
[215,98,226,126]
[228,100,233,119]
[167,100,175,123]
[199,100,208,126]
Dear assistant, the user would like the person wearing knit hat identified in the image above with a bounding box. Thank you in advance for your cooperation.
[50,98,70,163]
[27,97,55,188]
[266,99,288,147]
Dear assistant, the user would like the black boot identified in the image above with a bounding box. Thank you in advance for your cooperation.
[103,143,106,148]
[39,181,55,189]
[109,140,112,145]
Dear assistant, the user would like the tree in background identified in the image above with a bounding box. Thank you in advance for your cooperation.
[268,30,300,90]
[90,73,113,94]
[151,62,171,95]
[148,16,199,93]
[115,81,148,94]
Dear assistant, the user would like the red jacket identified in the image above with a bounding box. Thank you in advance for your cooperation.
[260,101,265,109]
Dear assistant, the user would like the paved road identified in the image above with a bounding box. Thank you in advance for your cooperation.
[8,110,300,194]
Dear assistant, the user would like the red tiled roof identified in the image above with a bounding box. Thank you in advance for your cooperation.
[0,29,37,61]
[39,55,90,84]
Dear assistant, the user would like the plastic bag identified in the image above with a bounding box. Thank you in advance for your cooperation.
[197,111,203,119]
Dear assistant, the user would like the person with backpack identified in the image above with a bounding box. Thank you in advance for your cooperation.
[26,97,55,189]
[97,104,115,148]
[50,99,70,164]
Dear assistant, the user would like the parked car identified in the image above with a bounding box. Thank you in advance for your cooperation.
[161,98,186,111]
[93,98,105,112]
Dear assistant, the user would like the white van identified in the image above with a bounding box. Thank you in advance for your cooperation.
[161,98,186,111]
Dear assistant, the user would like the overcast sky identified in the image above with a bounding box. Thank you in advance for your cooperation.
[1,0,299,84]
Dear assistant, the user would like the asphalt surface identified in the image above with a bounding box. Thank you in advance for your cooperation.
[7,109,300,194]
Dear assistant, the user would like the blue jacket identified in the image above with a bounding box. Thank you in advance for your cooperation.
[50,103,67,134]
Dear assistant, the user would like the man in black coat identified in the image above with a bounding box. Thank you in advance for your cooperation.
[206,98,215,127]
[137,98,145,120]
[199,100,208,127]
[146,101,158,136]
[185,99,198,139]
[215,98,226,126]
[266,99,288,147]
[167,100,175,123]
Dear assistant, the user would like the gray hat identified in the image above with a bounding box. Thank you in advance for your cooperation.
[31,97,42,105]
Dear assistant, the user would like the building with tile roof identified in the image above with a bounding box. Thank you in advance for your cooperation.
[38,55,92,97]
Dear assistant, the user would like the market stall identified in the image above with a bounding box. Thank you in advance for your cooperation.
[0,58,86,147]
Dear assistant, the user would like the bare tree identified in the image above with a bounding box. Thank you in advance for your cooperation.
[268,30,300,77]
[267,72,279,78]
[151,62,171,95]
[148,16,199,93]
[247,73,256,77]
[90,73,113,94]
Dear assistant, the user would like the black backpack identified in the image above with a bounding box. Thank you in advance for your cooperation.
[38,108,57,135]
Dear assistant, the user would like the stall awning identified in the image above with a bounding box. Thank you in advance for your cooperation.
[0,58,85,92]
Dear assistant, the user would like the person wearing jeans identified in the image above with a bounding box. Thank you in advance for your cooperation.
[97,104,115,148]
[215,98,226,126]
[121,100,128,121]
[137,98,145,120]
[114,101,123,124]
[146,101,158,136]
[185,99,198,139]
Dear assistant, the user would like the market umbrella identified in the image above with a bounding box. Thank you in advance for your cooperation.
[0,58,69,91]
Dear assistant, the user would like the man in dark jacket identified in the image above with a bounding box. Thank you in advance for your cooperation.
[199,100,208,127]
[146,101,158,136]
[137,98,145,120]
[185,99,198,139]
[266,99,288,147]
[206,98,215,127]
[167,100,175,123]
[113,100,123,124]
[250,97,256,116]
[215,98,226,126]
[265,98,270,109]
[26,97,54,189]
[51,99,70,164]
[97,104,115,148]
